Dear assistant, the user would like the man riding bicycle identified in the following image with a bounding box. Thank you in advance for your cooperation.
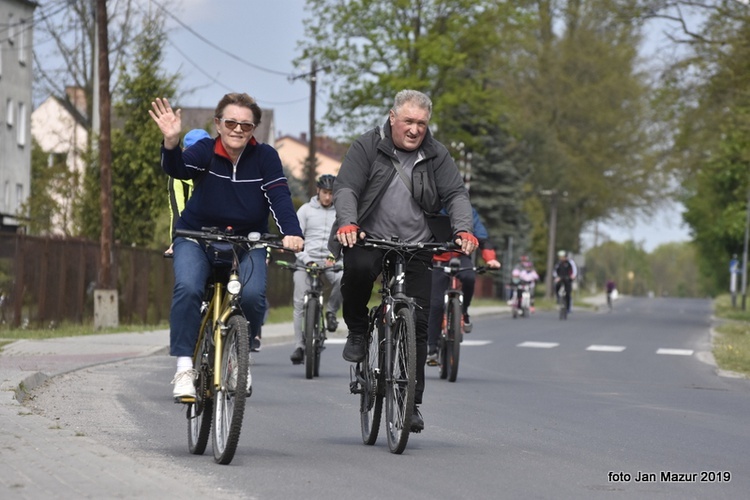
[553,250,577,313]
[332,90,477,433]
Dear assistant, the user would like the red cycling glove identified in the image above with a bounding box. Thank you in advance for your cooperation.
[481,248,497,262]
[337,224,360,236]
[456,231,478,247]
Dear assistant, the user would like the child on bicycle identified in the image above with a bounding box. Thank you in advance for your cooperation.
[290,174,343,365]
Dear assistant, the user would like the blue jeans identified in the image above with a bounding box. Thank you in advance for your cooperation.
[169,237,268,357]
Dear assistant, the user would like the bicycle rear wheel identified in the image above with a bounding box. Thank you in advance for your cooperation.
[446,297,462,383]
[559,293,568,320]
[304,299,319,379]
[360,308,383,445]
[213,314,249,464]
[188,322,213,455]
[385,307,416,454]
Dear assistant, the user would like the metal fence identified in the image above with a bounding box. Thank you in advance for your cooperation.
[0,233,294,328]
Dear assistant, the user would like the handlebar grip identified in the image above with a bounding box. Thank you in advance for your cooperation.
[174,228,211,239]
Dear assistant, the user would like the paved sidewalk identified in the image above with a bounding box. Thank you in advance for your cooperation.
[0,302,530,498]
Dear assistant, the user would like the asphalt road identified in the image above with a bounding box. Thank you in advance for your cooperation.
[27,297,750,499]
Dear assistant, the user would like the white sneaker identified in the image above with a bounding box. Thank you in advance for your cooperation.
[172,369,197,399]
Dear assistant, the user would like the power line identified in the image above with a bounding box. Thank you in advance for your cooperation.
[148,0,292,78]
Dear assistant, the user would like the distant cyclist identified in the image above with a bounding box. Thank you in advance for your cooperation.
[289,174,343,365]
[553,250,577,313]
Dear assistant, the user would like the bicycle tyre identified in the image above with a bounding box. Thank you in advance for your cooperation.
[360,308,383,445]
[188,322,213,455]
[304,299,318,379]
[213,314,249,464]
[438,333,448,380]
[559,293,568,320]
[446,297,462,383]
[385,306,416,454]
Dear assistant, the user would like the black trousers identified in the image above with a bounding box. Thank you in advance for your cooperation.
[341,244,432,404]
[427,254,475,348]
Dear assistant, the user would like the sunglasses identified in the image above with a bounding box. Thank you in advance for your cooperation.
[219,118,256,132]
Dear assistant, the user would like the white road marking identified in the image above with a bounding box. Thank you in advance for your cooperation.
[586,345,626,352]
[656,348,694,356]
[517,341,559,348]
[462,340,492,346]
[325,338,492,346]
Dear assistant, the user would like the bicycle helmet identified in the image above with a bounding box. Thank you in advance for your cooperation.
[316,174,336,190]
[557,250,567,258]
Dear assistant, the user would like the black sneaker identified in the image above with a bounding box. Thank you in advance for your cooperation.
[411,406,424,433]
[325,312,339,332]
[290,347,304,365]
[251,337,262,352]
[342,333,366,362]
[463,314,472,333]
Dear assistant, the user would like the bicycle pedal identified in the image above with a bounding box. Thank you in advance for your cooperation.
[426,359,439,367]
[175,396,196,404]
[349,380,362,394]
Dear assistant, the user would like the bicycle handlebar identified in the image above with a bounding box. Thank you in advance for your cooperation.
[275,260,343,274]
[174,227,286,250]
[358,237,459,254]
[433,263,498,275]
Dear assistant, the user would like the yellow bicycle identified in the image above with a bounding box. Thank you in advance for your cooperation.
[174,227,283,464]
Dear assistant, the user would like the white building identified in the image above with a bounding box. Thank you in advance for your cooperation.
[0,0,36,232]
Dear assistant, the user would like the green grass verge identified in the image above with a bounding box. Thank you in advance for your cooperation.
[713,294,750,377]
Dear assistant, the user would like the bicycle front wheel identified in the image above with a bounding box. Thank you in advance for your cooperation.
[446,297,462,383]
[385,306,416,454]
[188,322,213,455]
[304,299,319,379]
[213,314,249,464]
[360,308,383,445]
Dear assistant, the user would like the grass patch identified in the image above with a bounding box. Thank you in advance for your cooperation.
[713,294,750,377]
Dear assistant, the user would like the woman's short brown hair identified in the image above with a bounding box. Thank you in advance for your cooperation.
[214,93,262,125]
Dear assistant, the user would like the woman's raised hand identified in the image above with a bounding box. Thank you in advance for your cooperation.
[148,97,182,149]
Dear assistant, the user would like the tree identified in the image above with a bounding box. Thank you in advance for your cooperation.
[651,3,750,293]
[77,11,178,247]
[20,139,80,236]
[33,0,141,117]
[515,0,667,255]
[298,0,534,256]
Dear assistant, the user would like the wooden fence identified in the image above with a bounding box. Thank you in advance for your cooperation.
[0,233,294,328]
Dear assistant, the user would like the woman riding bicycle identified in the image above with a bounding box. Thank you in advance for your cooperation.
[149,94,303,399]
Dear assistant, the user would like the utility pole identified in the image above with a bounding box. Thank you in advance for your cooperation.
[742,189,750,310]
[306,60,318,197]
[95,0,117,328]
[540,189,566,299]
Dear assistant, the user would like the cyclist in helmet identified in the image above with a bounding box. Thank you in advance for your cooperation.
[553,250,577,313]
[289,174,343,365]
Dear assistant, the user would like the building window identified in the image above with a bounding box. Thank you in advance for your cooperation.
[18,19,27,66]
[17,102,26,146]
[5,98,12,127]
[15,184,23,212]
[7,14,15,46]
